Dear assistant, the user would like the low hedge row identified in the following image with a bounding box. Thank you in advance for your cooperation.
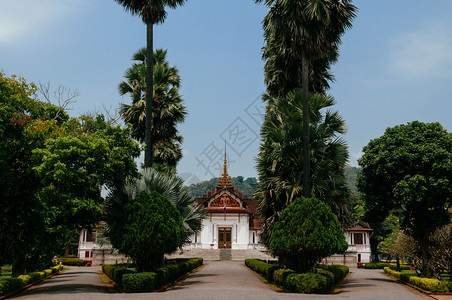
[245,259,349,294]
[384,267,452,293]
[103,257,203,293]
[361,262,411,270]
[0,265,63,296]
[57,257,88,266]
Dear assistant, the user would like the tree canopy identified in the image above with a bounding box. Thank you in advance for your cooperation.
[107,190,184,271]
[270,196,348,273]
[0,72,140,275]
[358,121,452,272]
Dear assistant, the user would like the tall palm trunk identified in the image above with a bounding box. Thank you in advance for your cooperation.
[302,49,311,198]
[144,22,154,168]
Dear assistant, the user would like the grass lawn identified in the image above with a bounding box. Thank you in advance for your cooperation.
[1,265,12,278]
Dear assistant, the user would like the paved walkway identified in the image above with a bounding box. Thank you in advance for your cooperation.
[11,262,437,300]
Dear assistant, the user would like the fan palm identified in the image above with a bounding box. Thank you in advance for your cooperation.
[256,0,357,197]
[255,89,352,247]
[105,168,205,249]
[119,48,186,171]
[114,0,187,168]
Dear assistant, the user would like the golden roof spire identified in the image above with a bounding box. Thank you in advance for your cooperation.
[216,145,234,190]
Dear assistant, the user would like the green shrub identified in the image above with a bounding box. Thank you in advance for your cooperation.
[27,272,42,282]
[244,259,281,280]
[361,262,411,270]
[319,265,349,283]
[384,267,401,279]
[57,257,88,266]
[102,264,136,287]
[0,278,24,296]
[316,268,335,287]
[399,271,417,283]
[273,269,295,286]
[409,276,452,293]
[43,269,52,277]
[17,275,31,285]
[123,272,157,293]
[286,273,329,293]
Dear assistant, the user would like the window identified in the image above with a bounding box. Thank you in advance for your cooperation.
[353,233,363,245]
[86,231,95,242]
[85,251,90,258]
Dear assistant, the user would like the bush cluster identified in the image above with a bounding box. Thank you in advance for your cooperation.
[103,257,203,293]
[361,262,411,270]
[245,259,349,294]
[384,267,452,293]
[0,265,63,296]
[57,257,88,266]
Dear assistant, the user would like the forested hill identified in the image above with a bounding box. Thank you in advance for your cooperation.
[188,166,360,198]
[188,176,258,198]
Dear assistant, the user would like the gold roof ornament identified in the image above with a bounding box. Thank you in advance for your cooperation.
[216,150,234,190]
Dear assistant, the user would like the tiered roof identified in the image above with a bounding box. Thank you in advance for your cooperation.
[216,153,235,190]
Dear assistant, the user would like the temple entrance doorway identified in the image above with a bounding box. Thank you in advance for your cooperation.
[218,227,232,249]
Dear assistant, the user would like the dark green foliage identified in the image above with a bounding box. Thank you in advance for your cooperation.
[0,278,23,296]
[286,273,329,294]
[360,262,411,270]
[316,268,335,287]
[107,191,184,272]
[101,264,136,287]
[318,265,349,284]
[255,91,352,248]
[56,257,88,266]
[358,121,452,271]
[399,271,417,283]
[189,177,258,198]
[270,196,348,273]
[244,259,280,280]
[110,257,203,293]
[272,269,296,286]
[123,272,157,293]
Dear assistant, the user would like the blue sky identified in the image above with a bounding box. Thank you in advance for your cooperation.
[2,0,452,183]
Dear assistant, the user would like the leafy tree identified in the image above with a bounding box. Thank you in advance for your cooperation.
[0,72,140,276]
[106,168,205,249]
[358,121,452,274]
[119,48,186,172]
[114,0,187,168]
[429,222,452,278]
[255,90,351,247]
[107,190,184,271]
[270,196,348,273]
[256,0,357,197]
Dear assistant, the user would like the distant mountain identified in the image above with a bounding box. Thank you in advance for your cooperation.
[188,176,258,198]
[345,165,361,194]
[188,167,359,199]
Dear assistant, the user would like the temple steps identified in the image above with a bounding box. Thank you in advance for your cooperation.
[166,248,274,261]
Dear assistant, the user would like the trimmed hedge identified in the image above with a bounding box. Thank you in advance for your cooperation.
[57,257,88,266]
[0,264,63,296]
[409,276,452,293]
[104,257,203,293]
[244,259,280,280]
[245,259,349,294]
[286,273,330,293]
[123,272,157,293]
[318,264,349,284]
[361,262,411,270]
[273,269,296,286]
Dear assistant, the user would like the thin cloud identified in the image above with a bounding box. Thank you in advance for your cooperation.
[388,22,452,80]
[0,0,85,44]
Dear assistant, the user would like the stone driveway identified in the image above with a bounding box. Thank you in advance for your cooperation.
[11,262,436,300]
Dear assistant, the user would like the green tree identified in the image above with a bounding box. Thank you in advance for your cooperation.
[255,90,351,247]
[256,0,357,197]
[0,72,140,276]
[108,191,184,271]
[119,48,186,172]
[358,121,452,274]
[270,196,348,273]
[106,169,205,250]
[114,0,187,168]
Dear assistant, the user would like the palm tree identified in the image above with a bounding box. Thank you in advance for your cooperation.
[119,48,186,172]
[106,168,205,250]
[114,0,187,168]
[255,89,352,247]
[256,0,357,197]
